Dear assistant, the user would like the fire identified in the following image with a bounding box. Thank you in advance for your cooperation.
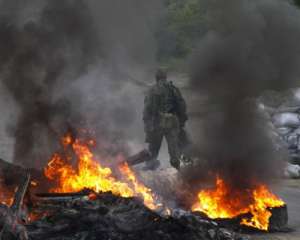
[44,133,159,210]
[0,186,14,206]
[0,179,15,206]
[119,162,159,210]
[192,176,285,231]
[31,181,38,187]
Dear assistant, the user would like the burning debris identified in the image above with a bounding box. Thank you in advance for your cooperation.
[0,128,289,239]
[43,132,161,210]
[0,172,30,240]
[0,140,246,240]
[27,191,245,240]
[191,176,287,231]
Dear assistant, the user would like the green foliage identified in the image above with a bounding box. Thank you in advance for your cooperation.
[157,0,205,65]
[169,0,204,52]
[159,0,300,67]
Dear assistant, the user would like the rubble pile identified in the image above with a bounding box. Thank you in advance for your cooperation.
[26,192,246,240]
[0,160,246,240]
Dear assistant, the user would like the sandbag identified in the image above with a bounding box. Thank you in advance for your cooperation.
[284,163,300,179]
[273,113,300,128]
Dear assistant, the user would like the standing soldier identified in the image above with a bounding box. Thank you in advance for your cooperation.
[143,69,188,170]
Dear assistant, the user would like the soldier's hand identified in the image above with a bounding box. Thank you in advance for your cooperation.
[145,122,154,133]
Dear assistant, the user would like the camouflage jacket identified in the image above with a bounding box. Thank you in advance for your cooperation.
[143,81,187,132]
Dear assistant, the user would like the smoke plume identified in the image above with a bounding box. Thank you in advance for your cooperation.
[188,0,300,188]
[0,0,162,168]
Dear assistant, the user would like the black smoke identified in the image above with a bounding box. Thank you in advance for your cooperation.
[0,0,162,168]
[188,0,300,188]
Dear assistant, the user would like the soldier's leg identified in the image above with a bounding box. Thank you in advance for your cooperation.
[178,128,191,154]
[165,127,181,170]
[144,131,163,170]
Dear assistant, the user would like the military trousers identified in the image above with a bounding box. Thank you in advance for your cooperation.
[147,114,181,169]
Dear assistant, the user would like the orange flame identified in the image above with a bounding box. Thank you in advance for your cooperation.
[0,178,15,206]
[192,176,285,231]
[44,133,159,210]
[119,162,159,210]
[0,186,14,206]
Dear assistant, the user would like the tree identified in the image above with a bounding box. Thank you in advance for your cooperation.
[157,0,205,63]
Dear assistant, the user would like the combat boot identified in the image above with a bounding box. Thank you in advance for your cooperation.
[170,158,180,170]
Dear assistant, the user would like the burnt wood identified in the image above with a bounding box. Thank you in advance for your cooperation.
[0,172,30,240]
[194,205,289,233]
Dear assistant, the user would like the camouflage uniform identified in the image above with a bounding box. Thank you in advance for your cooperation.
[143,70,187,169]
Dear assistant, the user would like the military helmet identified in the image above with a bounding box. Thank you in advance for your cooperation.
[155,68,167,81]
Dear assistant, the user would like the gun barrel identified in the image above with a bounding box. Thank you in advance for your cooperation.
[125,149,152,166]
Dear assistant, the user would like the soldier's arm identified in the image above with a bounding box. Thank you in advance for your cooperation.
[173,86,188,127]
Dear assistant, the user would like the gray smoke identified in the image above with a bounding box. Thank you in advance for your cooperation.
[0,0,162,168]
[188,0,300,188]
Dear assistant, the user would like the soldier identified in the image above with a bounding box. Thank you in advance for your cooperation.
[143,69,188,170]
